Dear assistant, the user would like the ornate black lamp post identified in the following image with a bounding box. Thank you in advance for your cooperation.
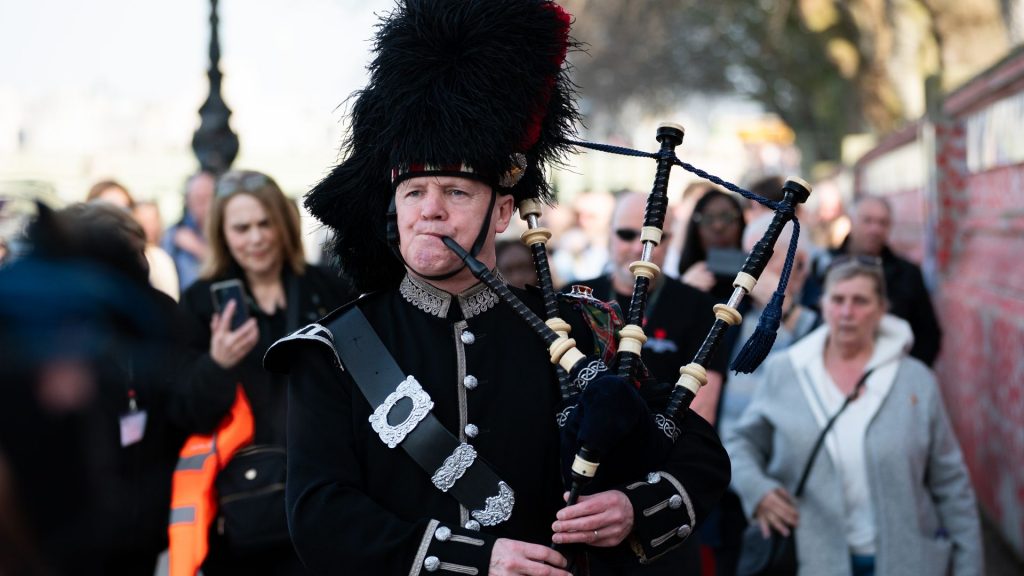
[192,0,239,175]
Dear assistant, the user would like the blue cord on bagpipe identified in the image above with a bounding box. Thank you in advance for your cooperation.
[559,137,804,373]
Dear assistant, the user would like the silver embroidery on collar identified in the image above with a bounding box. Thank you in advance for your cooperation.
[400,273,502,319]
[457,281,499,318]
[400,275,450,318]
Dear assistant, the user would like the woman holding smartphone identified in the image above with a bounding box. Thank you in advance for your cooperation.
[176,170,354,575]
[676,189,746,303]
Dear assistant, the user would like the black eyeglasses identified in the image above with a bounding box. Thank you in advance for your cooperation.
[614,228,671,242]
[692,212,740,227]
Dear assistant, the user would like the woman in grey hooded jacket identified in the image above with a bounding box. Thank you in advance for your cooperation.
[727,257,982,576]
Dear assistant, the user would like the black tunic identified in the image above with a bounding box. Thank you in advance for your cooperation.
[271,275,730,575]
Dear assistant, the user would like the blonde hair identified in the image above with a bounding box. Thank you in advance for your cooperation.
[200,170,306,280]
[823,257,887,305]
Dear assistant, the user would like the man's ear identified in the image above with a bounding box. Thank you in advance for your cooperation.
[493,194,515,234]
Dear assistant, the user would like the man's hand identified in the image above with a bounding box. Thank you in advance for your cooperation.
[489,538,569,576]
[209,299,259,370]
[174,227,208,260]
[690,371,722,427]
[753,487,799,537]
[550,490,634,547]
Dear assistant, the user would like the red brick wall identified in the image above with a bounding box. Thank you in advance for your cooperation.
[934,120,969,274]
[885,188,928,264]
[856,50,1024,557]
[935,51,1024,558]
[935,157,1024,558]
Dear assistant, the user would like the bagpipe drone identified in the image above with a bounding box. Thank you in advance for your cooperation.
[444,125,811,508]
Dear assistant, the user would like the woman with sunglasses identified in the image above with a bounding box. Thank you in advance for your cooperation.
[676,190,746,303]
[176,170,355,575]
[727,258,982,576]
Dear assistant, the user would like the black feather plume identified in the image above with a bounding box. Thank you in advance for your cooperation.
[306,0,580,292]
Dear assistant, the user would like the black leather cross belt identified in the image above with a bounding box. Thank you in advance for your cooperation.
[328,307,515,528]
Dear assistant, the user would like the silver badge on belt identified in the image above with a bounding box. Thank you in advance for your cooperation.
[369,375,434,448]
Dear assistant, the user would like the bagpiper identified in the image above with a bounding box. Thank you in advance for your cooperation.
[265,1,731,574]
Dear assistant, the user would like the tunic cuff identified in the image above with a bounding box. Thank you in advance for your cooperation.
[409,520,497,576]
[622,471,696,565]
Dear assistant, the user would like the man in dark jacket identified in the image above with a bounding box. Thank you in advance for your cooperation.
[0,202,193,575]
[808,195,942,365]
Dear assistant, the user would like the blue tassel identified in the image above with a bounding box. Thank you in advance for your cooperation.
[730,216,802,373]
[730,291,785,373]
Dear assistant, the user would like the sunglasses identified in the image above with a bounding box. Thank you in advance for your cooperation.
[216,172,271,198]
[828,254,883,273]
[614,228,671,242]
[692,212,740,227]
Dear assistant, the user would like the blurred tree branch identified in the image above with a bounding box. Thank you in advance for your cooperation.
[563,0,1010,167]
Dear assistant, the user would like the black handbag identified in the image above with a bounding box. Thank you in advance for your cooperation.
[214,444,290,551]
[736,370,872,576]
[737,525,797,576]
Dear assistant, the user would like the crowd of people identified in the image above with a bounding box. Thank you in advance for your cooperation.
[0,165,979,576]
[0,168,356,575]
[0,1,980,576]
[508,178,973,576]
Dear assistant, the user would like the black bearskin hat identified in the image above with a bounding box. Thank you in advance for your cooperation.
[306,0,579,292]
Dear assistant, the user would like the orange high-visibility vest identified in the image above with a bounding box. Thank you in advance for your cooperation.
[168,385,254,576]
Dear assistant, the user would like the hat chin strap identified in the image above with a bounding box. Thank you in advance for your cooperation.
[387,189,497,284]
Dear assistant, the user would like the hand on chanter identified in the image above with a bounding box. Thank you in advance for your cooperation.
[551,490,634,548]
[489,538,570,576]
[209,299,260,370]
[754,487,799,537]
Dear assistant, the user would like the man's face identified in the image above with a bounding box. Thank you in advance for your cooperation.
[743,229,807,299]
[496,243,538,289]
[850,198,891,256]
[395,175,512,283]
[186,173,216,228]
[610,192,671,291]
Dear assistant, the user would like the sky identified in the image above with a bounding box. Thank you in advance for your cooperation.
[0,0,389,101]
[0,0,780,208]
[0,0,397,203]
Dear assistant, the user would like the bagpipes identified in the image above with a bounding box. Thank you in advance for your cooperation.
[443,122,810,510]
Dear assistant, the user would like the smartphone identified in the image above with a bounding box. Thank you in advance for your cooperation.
[210,279,250,330]
[705,248,749,277]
